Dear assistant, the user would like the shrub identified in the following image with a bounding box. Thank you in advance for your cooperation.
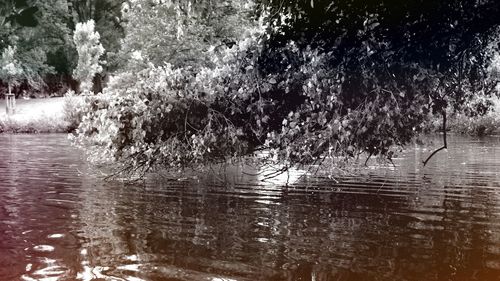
[73,31,430,177]
[73,1,500,178]
[63,90,86,131]
[72,30,265,173]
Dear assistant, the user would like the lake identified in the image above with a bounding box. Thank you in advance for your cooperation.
[1,134,500,281]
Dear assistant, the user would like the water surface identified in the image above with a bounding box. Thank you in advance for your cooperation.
[1,134,500,281]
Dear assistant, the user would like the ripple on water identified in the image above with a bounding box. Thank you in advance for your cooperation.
[32,245,55,252]
[2,134,500,281]
[22,257,69,281]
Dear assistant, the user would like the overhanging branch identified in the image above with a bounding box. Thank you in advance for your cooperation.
[423,110,447,166]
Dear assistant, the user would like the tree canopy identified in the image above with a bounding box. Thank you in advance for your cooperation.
[252,0,500,165]
[259,0,500,106]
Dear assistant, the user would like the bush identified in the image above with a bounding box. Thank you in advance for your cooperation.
[63,90,86,132]
[72,32,265,173]
[73,31,431,177]
[447,97,500,136]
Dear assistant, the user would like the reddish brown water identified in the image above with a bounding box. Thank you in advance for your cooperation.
[1,134,500,281]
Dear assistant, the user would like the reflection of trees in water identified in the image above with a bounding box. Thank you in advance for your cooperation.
[367,135,500,280]
[0,135,25,279]
[73,135,500,280]
[73,175,409,280]
[6,134,500,280]
[0,135,85,280]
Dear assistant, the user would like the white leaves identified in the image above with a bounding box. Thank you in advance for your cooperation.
[2,62,21,76]
[131,50,143,61]
[0,46,23,83]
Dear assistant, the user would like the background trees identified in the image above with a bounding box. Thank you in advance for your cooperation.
[0,0,125,96]
[1,0,55,91]
[0,45,24,102]
[118,0,257,69]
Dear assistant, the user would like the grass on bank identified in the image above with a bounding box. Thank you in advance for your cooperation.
[0,97,75,133]
[447,98,500,136]
[448,114,500,136]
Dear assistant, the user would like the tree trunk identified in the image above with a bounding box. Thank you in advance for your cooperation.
[6,83,15,115]
[92,73,103,94]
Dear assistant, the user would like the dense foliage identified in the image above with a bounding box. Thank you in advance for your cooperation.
[73,0,267,174]
[118,0,256,69]
[0,0,125,95]
[67,0,500,176]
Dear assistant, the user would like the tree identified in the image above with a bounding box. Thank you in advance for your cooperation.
[72,0,266,176]
[67,0,125,73]
[255,0,500,164]
[0,45,23,114]
[72,19,105,94]
[1,0,73,93]
[0,0,39,29]
[0,0,48,91]
[0,45,23,87]
[73,0,500,178]
[1,0,126,95]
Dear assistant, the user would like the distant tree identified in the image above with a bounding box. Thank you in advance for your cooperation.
[67,0,125,71]
[0,0,52,92]
[0,0,39,29]
[37,0,76,77]
[72,19,105,94]
[0,45,23,114]
[0,0,125,95]
[0,45,23,91]
[1,0,72,92]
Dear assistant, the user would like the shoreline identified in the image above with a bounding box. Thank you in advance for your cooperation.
[1,96,499,136]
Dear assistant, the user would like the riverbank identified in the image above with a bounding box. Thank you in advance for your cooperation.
[0,97,71,133]
[2,95,500,136]
[447,98,500,136]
